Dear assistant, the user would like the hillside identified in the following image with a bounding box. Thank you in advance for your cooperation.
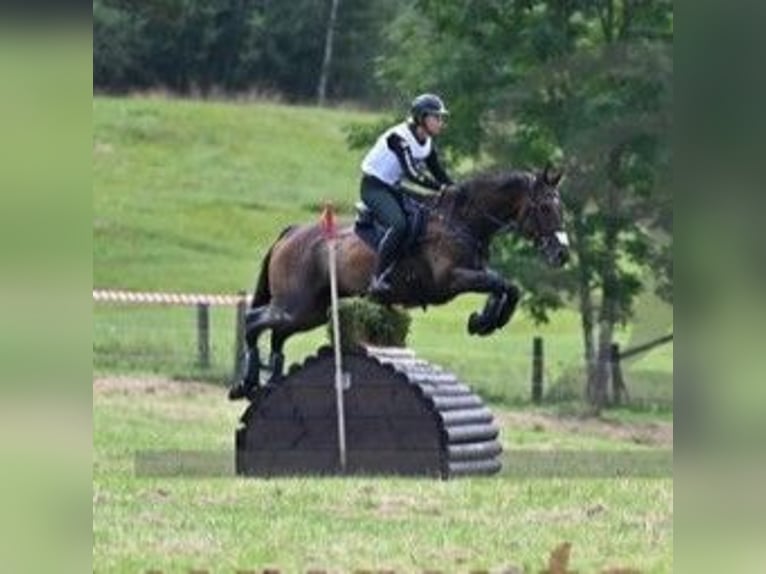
[93,96,377,292]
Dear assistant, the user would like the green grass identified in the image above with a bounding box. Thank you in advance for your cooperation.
[94,383,672,573]
[94,96,375,292]
[94,305,239,382]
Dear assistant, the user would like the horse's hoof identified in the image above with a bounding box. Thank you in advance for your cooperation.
[467,312,483,335]
[228,383,250,401]
[467,312,494,336]
[478,325,496,337]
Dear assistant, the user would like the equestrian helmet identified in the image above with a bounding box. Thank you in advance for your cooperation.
[410,93,449,124]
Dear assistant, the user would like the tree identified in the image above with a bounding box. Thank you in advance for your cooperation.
[93,0,149,90]
[317,0,341,105]
[93,0,404,104]
[372,0,673,412]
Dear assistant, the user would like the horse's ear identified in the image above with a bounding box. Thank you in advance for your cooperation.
[542,163,563,187]
[548,168,564,187]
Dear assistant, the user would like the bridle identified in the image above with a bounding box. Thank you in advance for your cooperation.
[462,181,559,244]
[424,178,563,264]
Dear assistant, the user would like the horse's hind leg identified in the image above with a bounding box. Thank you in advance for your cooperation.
[266,307,328,384]
[228,304,291,400]
[268,330,287,382]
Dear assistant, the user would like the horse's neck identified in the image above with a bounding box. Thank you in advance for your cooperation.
[447,185,524,243]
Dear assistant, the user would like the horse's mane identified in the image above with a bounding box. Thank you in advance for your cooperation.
[460,168,535,194]
[399,168,534,208]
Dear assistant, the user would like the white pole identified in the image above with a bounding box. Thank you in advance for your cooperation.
[323,205,347,471]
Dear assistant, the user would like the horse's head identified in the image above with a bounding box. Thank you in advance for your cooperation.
[519,165,570,268]
[450,165,570,268]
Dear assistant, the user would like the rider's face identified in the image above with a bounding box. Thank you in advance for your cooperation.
[423,114,446,136]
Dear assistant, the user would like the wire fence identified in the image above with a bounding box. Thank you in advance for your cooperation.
[93,290,247,383]
[93,289,673,407]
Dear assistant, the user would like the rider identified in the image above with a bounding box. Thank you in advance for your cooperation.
[360,93,455,296]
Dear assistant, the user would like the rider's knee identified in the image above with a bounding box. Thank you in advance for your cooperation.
[390,216,407,238]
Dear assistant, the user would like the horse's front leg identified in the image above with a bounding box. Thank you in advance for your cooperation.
[492,282,520,331]
[448,267,519,335]
[468,293,505,336]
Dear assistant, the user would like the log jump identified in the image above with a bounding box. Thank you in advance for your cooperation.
[236,345,502,478]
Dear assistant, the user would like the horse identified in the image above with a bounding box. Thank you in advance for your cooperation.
[228,165,569,400]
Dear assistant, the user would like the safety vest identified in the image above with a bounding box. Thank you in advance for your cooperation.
[361,122,432,186]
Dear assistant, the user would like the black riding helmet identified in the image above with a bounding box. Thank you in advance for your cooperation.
[410,93,449,125]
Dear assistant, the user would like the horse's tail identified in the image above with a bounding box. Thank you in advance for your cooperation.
[251,225,296,308]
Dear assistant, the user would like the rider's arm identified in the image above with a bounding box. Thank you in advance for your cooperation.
[386,132,442,191]
[425,147,454,187]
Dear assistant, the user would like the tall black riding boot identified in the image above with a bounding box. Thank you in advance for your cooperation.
[368,228,400,296]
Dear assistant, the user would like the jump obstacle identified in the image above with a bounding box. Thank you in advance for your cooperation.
[236,345,502,478]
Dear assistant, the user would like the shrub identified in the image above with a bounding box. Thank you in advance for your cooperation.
[327,299,411,349]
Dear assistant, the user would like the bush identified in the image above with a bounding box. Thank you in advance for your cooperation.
[328,300,411,350]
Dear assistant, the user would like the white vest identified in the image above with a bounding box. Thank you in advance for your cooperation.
[361,122,432,185]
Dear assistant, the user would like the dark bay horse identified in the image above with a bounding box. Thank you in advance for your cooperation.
[229,166,569,400]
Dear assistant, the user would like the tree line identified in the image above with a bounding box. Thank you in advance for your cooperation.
[93,0,403,103]
[94,0,673,412]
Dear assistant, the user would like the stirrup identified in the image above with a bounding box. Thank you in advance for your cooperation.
[370,261,395,289]
[368,275,392,293]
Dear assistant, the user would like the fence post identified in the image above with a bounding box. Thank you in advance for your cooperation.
[233,291,247,379]
[610,342,626,406]
[532,336,544,404]
[196,302,210,369]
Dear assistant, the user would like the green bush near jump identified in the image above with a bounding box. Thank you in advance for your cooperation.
[329,299,411,349]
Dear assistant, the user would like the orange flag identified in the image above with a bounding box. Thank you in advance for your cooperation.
[320,203,336,239]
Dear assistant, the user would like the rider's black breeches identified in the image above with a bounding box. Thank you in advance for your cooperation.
[360,175,407,269]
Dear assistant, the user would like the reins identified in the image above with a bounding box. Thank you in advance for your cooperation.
[406,173,545,258]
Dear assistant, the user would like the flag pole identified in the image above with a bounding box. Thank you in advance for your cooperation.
[321,203,347,471]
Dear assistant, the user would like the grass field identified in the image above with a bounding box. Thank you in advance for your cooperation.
[93,95,673,572]
[94,96,373,292]
[94,378,672,573]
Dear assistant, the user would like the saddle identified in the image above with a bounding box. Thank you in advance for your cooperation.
[353,194,428,254]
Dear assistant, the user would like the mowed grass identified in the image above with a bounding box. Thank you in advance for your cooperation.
[94,96,374,292]
[94,381,672,573]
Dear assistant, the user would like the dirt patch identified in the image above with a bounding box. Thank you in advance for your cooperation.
[93,376,220,398]
[500,410,673,448]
